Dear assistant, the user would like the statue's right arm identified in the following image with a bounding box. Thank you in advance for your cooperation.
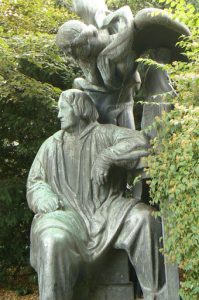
[96,6,134,89]
[99,6,133,29]
[91,126,149,185]
[26,141,60,214]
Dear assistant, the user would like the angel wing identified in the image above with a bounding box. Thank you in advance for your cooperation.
[133,8,190,61]
[132,8,190,136]
[97,7,190,91]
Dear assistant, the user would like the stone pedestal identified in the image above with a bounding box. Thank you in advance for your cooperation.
[89,250,134,300]
[73,250,135,300]
[90,284,134,300]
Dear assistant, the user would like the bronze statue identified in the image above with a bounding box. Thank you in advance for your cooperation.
[27,89,166,300]
[56,0,190,130]
[27,2,190,299]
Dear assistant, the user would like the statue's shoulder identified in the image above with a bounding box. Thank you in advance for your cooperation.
[96,123,148,144]
[94,123,132,140]
[96,123,134,134]
[95,123,117,132]
[39,130,63,149]
[52,130,64,142]
[93,123,116,136]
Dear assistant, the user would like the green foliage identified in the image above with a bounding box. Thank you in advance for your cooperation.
[147,106,199,299]
[157,0,199,107]
[146,1,199,299]
[0,184,33,275]
[0,0,80,279]
[0,0,76,35]
[0,1,198,298]
[107,0,162,12]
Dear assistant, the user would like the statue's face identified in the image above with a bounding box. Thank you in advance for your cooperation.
[58,97,78,132]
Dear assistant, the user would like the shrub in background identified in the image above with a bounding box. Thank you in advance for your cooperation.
[147,1,199,299]
[148,106,199,300]
[0,0,81,281]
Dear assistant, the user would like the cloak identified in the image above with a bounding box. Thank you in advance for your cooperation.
[27,122,148,267]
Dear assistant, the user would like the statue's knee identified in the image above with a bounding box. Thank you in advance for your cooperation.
[40,230,71,250]
[134,203,154,223]
[137,205,162,232]
[140,207,153,221]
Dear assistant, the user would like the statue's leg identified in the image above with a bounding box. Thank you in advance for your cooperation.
[37,228,80,300]
[30,210,87,300]
[114,203,166,300]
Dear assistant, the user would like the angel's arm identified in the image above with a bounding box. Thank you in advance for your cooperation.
[99,6,134,29]
[95,6,135,89]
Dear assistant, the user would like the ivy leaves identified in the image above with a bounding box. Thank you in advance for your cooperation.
[148,105,199,300]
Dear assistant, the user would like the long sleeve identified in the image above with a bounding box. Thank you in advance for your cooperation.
[26,140,58,214]
[97,126,149,170]
[97,7,134,90]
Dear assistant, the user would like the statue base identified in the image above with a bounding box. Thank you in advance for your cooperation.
[74,250,136,300]
[90,284,134,300]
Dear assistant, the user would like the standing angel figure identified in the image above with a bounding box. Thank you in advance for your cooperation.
[56,0,190,130]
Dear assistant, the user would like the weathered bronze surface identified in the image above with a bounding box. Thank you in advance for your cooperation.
[27,90,165,299]
[27,1,190,299]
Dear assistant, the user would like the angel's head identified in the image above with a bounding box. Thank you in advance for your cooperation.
[56,20,86,55]
[72,0,107,25]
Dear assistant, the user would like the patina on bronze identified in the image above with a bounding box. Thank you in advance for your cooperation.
[27,1,190,299]
[56,0,190,130]
[27,89,166,300]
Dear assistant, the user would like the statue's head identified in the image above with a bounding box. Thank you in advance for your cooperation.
[56,20,86,54]
[58,89,98,131]
[72,0,107,25]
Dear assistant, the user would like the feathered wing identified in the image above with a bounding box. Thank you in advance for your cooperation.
[133,8,190,137]
[97,7,190,90]
[131,8,190,136]
[133,8,190,61]
[72,0,107,26]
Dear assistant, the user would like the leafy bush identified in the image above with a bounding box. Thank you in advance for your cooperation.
[107,0,162,12]
[147,106,199,299]
[0,0,80,280]
[147,1,199,299]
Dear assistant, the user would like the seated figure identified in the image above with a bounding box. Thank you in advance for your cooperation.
[27,89,166,300]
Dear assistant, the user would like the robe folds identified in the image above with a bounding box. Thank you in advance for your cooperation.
[27,122,149,269]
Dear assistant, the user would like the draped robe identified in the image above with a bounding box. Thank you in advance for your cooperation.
[27,122,169,300]
[27,122,148,266]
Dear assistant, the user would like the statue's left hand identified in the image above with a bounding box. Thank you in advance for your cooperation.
[35,196,60,214]
[91,159,110,186]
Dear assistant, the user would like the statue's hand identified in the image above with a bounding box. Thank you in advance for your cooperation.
[35,196,60,214]
[72,25,98,46]
[91,159,110,186]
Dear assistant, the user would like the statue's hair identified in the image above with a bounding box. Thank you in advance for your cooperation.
[72,0,107,25]
[56,20,86,49]
[60,89,99,122]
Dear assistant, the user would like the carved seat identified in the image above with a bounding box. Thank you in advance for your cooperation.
[73,249,142,300]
